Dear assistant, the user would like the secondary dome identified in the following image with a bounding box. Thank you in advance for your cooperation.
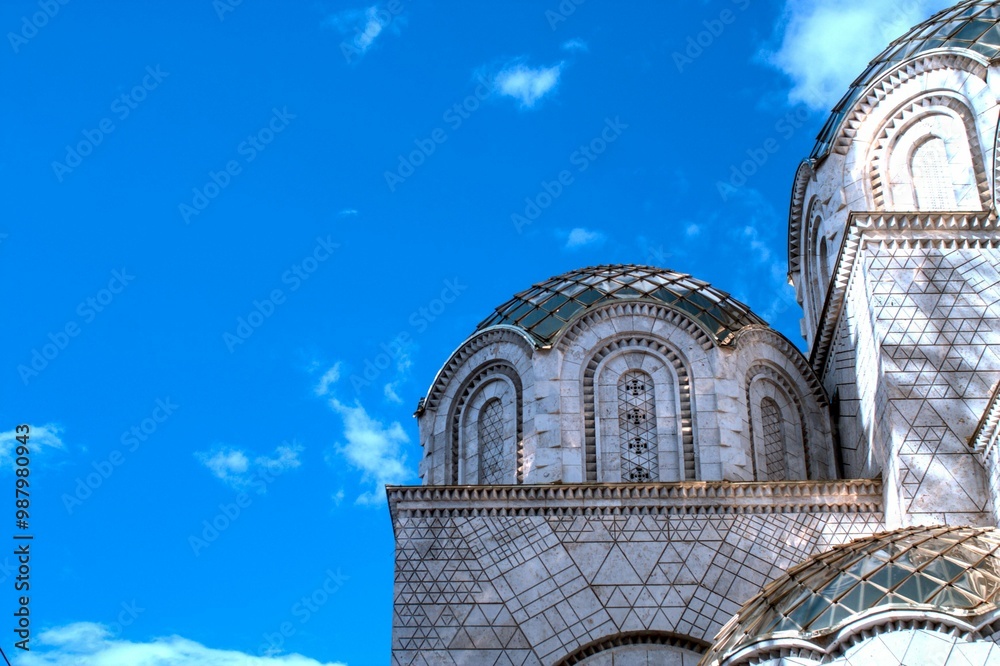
[475,264,766,346]
[812,0,1000,158]
[702,525,1000,665]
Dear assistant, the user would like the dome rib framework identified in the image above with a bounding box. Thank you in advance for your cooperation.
[475,265,765,347]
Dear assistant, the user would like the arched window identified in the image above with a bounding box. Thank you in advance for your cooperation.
[746,365,810,482]
[478,398,506,484]
[617,371,659,482]
[760,397,786,481]
[910,136,957,210]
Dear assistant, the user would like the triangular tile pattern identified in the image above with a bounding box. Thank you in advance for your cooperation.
[865,246,1000,523]
[392,509,882,663]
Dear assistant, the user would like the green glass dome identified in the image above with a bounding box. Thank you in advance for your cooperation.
[702,525,1000,666]
[475,265,765,346]
[812,0,1000,158]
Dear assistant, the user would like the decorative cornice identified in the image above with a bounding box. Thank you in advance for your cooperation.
[719,609,986,666]
[810,211,999,374]
[386,479,883,519]
[788,160,815,279]
[971,379,1000,456]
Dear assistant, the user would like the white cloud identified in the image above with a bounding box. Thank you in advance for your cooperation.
[18,621,345,666]
[197,447,250,483]
[768,0,953,110]
[0,424,64,468]
[329,399,412,505]
[561,38,588,52]
[258,443,303,474]
[685,223,701,237]
[383,382,403,404]
[314,362,341,396]
[565,227,605,249]
[743,225,771,264]
[337,208,358,217]
[196,442,303,491]
[325,5,404,58]
[494,61,562,108]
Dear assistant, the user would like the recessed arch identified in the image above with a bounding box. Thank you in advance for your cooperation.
[447,361,523,485]
[745,363,811,481]
[868,94,990,212]
[584,336,694,481]
[553,630,708,666]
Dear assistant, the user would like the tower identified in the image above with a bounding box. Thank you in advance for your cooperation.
[787,1,1000,528]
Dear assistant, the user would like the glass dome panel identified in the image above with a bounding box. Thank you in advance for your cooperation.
[475,265,766,346]
[702,526,1000,666]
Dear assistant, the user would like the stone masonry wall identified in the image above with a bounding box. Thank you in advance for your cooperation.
[389,481,883,666]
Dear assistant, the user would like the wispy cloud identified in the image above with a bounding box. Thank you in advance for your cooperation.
[561,38,588,52]
[383,382,403,404]
[20,621,345,666]
[337,208,358,217]
[329,399,413,505]
[494,60,563,108]
[685,223,701,237]
[767,0,952,110]
[314,362,342,396]
[565,227,605,249]
[0,424,64,468]
[325,5,404,59]
[195,442,303,491]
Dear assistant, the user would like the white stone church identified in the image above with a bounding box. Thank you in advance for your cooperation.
[389,2,1000,663]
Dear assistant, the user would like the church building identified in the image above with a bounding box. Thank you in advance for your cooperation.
[389,2,1000,663]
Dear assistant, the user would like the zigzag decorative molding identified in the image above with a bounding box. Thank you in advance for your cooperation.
[387,479,883,519]
[422,327,534,413]
[869,94,992,212]
[971,380,1000,457]
[556,299,715,352]
[830,52,987,156]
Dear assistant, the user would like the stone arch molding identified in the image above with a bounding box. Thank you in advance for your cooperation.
[745,362,810,481]
[592,345,686,483]
[835,61,994,211]
[553,630,708,666]
[867,93,990,212]
[831,51,989,158]
[447,361,524,485]
[731,326,836,481]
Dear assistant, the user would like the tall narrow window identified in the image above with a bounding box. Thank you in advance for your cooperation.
[618,371,659,482]
[911,136,957,210]
[760,397,786,481]
[478,398,506,484]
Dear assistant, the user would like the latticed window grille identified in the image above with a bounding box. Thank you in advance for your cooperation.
[478,398,507,484]
[911,137,957,210]
[617,371,659,482]
[760,397,786,481]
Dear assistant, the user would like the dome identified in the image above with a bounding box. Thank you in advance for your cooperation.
[812,0,1000,158]
[474,264,766,346]
[702,525,1000,665]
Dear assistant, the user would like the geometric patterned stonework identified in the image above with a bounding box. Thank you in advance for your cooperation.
[388,481,883,665]
[814,214,1000,528]
[864,245,999,526]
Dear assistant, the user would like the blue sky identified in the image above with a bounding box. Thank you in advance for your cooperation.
[3,0,953,664]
